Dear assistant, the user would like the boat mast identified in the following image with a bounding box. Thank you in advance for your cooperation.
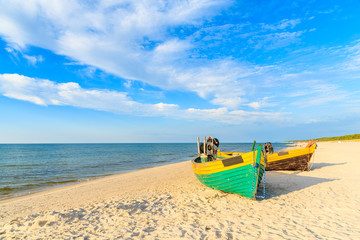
[204,136,206,156]
[197,137,200,155]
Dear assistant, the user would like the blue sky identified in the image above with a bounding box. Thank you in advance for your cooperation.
[0,0,359,143]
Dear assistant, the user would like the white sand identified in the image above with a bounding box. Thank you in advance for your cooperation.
[1,142,360,239]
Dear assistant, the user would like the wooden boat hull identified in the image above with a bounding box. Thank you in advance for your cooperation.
[191,146,264,199]
[266,143,317,171]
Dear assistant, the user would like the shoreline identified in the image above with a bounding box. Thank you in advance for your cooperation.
[1,142,359,239]
[0,143,291,202]
[0,160,191,218]
[0,168,150,202]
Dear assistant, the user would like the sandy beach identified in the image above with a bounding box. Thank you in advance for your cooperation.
[1,142,360,239]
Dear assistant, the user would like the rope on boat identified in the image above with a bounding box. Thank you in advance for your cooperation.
[251,144,266,200]
[251,149,256,199]
[257,151,266,199]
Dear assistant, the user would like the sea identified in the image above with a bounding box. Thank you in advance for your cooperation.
[0,142,292,200]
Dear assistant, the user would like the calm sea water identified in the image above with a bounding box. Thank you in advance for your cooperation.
[0,143,291,200]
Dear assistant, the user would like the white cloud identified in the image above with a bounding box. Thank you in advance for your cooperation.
[23,54,44,65]
[0,1,277,114]
[244,97,277,110]
[286,80,339,98]
[0,73,284,123]
[211,96,244,109]
[304,119,321,124]
[261,19,302,31]
[250,31,305,50]
[248,102,260,109]
[152,38,193,63]
[0,0,230,81]
[0,0,359,123]
[342,41,360,71]
[4,45,44,65]
[0,1,324,113]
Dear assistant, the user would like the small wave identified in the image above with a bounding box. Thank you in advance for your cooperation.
[0,164,44,168]
[0,186,14,192]
[152,160,168,164]
[44,179,79,185]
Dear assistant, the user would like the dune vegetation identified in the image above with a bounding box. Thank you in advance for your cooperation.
[313,134,360,142]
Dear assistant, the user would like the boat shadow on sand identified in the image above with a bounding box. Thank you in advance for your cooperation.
[310,162,346,170]
[257,171,336,199]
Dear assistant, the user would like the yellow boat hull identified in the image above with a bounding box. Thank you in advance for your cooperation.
[266,143,317,171]
[218,142,317,171]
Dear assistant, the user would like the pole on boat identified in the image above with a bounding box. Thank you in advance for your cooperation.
[252,140,256,151]
[197,137,200,155]
[200,136,207,163]
[211,137,214,155]
[204,136,206,155]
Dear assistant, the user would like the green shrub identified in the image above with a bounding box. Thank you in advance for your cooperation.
[314,134,360,141]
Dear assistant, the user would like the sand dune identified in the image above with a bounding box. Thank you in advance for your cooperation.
[1,142,360,239]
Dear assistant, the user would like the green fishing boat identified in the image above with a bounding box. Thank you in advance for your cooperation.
[191,137,265,199]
